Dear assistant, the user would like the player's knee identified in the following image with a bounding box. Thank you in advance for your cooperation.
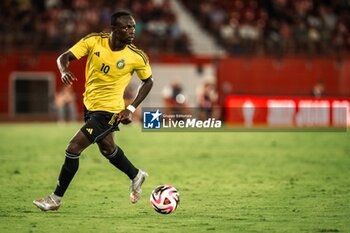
[101,146,118,159]
[66,141,83,155]
[65,132,90,154]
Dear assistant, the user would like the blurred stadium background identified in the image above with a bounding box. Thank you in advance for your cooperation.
[0,0,350,125]
[1,1,350,232]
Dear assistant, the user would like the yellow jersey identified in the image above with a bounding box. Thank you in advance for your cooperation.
[69,32,152,113]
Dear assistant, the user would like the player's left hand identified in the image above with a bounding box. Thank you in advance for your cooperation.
[118,109,132,125]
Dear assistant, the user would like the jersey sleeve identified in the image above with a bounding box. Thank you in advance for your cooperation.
[131,48,152,80]
[135,62,152,80]
[69,34,95,59]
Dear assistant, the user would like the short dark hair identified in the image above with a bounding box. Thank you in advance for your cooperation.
[111,10,132,26]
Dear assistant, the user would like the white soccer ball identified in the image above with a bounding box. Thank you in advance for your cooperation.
[150,185,180,214]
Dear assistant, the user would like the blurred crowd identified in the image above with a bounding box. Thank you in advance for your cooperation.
[1,0,349,58]
[181,0,350,57]
[0,0,191,55]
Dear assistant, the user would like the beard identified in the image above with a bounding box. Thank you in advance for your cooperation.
[124,37,134,44]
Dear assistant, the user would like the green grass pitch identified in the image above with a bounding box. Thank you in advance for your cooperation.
[0,123,349,233]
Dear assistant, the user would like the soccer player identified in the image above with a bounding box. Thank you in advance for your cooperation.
[33,10,153,211]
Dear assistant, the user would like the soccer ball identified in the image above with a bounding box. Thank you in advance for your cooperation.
[150,185,180,214]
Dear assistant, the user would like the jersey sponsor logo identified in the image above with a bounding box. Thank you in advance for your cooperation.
[116,59,125,69]
[94,51,100,57]
[86,128,93,134]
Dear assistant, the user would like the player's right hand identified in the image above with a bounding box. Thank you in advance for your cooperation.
[61,71,77,86]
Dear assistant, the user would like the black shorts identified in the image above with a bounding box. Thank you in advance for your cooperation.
[81,106,119,143]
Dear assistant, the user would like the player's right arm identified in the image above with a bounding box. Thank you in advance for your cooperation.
[57,51,78,86]
[57,33,96,86]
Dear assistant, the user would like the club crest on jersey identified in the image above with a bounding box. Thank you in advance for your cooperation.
[116,59,125,69]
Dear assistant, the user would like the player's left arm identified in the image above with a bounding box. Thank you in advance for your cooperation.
[119,76,153,124]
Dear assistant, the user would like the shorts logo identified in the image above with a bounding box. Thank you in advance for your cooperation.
[116,59,125,69]
[86,128,93,134]
[143,109,162,129]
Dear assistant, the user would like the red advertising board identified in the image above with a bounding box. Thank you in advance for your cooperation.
[225,96,350,128]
